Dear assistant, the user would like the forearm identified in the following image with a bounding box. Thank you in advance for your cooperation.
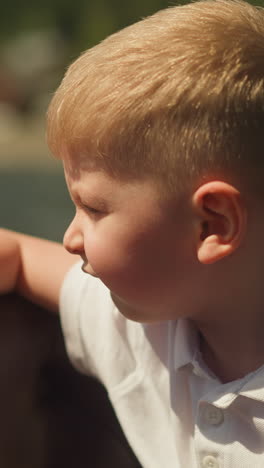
[0,229,21,295]
[0,228,78,313]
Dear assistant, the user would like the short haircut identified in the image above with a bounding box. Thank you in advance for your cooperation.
[47,0,264,196]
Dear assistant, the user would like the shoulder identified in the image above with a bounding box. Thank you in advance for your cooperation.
[59,262,143,381]
[59,262,175,387]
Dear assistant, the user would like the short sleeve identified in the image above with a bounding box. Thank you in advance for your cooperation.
[59,261,143,388]
[59,261,91,374]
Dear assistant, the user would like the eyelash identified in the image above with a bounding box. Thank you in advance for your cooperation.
[82,204,102,216]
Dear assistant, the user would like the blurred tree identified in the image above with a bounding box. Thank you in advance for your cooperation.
[1,0,264,56]
[1,0,264,113]
[0,0,203,54]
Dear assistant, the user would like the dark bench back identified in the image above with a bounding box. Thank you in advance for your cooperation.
[0,294,142,468]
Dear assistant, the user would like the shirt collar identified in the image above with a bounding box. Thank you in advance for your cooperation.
[173,318,199,372]
[173,319,264,405]
[203,365,264,407]
[237,366,264,402]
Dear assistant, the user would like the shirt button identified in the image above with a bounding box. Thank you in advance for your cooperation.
[203,405,224,425]
[202,455,219,468]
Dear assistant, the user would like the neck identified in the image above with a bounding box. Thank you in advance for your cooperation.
[190,206,264,382]
[195,317,264,383]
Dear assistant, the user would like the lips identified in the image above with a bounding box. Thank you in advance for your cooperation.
[81,261,88,273]
[81,260,98,277]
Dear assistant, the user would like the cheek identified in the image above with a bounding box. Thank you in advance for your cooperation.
[84,224,147,288]
[87,236,137,278]
[83,225,125,269]
[86,228,167,301]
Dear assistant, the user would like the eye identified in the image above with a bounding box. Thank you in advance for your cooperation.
[82,204,103,216]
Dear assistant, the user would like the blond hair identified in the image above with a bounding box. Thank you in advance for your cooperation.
[47,0,264,195]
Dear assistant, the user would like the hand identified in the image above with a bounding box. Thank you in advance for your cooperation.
[0,228,21,295]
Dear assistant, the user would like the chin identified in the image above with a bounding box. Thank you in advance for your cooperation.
[110,292,162,323]
[110,292,138,319]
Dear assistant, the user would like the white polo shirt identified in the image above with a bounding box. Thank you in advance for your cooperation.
[60,262,264,468]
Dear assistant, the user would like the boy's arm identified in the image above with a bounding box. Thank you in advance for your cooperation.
[0,228,78,313]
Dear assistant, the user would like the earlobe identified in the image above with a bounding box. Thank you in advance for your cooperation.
[192,182,247,264]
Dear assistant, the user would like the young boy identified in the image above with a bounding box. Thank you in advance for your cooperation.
[1,0,264,466]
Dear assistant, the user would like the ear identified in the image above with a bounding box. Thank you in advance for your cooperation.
[192,181,247,264]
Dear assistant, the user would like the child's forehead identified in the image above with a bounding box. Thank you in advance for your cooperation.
[63,153,104,180]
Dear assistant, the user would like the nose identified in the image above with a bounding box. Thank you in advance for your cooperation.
[63,217,84,256]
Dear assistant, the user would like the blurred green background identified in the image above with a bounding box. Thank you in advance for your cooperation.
[1,0,263,241]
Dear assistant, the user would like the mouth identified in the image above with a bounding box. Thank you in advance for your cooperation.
[81,260,98,278]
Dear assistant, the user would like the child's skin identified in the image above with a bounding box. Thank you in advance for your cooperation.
[2,0,264,387]
[1,147,264,383]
